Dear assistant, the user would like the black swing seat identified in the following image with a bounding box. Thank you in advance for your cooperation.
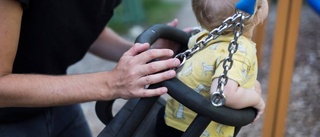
[95,24,257,137]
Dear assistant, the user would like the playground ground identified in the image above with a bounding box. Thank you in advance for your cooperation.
[68,1,320,137]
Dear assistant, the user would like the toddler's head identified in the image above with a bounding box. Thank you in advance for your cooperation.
[192,0,269,35]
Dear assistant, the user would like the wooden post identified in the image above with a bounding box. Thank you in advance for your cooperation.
[262,0,302,137]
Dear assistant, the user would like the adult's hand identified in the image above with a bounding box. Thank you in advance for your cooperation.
[106,43,180,99]
[152,19,193,55]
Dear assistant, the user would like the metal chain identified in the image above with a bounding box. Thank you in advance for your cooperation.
[174,11,251,107]
[210,14,247,107]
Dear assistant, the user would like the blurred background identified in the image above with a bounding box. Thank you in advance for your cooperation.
[67,0,320,136]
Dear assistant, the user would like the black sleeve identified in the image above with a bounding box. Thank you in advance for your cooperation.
[16,0,29,9]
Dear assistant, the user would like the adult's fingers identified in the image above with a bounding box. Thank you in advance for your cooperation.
[139,69,177,86]
[167,18,179,27]
[167,18,193,33]
[123,43,150,57]
[122,43,176,66]
[137,87,169,98]
[131,48,176,65]
[138,58,180,77]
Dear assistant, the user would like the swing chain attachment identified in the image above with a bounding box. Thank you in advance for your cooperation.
[174,11,249,69]
[210,11,249,107]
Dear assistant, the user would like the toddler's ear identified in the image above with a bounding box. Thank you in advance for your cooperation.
[253,5,264,26]
[254,0,269,25]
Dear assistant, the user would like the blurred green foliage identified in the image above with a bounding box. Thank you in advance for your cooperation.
[108,0,183,34]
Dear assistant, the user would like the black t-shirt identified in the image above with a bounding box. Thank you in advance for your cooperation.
[0,0,121,122]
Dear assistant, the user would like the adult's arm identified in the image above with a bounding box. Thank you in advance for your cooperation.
[0,0,180,108]
[89,19,186,61]
[89,27,133,62]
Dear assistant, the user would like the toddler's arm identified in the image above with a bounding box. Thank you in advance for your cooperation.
[211,79,265,122]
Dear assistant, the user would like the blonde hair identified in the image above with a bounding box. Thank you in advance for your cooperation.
[192,0,263,35]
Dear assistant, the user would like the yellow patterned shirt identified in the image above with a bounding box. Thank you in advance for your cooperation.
[164,30,258,137]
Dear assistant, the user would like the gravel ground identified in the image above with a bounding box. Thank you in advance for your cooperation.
[68,2,320,137]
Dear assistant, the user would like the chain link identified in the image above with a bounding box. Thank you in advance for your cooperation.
[174,11,251,107]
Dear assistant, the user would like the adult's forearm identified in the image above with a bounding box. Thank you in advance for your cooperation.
[89,27,133,62]
[0,43,180,108]
[0,73,111,107]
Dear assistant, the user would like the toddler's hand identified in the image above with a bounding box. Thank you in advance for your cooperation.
[252,97,265,123]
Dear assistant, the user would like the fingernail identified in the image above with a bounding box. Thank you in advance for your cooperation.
[174,59,180,66]
[161,87,168,93]
[167,70,176,77]
[168,50,174,55]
